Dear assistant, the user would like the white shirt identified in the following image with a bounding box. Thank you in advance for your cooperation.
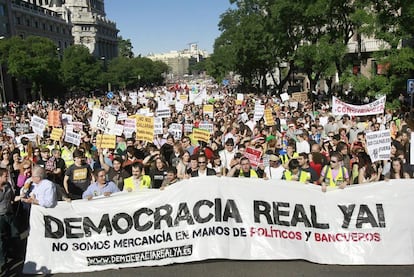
[296,140,310,154]
[264,166,284,180]
[219,150,235,170]
[31,179,57,208]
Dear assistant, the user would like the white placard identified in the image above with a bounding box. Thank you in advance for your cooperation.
[169,123,182,140]
[366,130,391,162]
[254,104,265,122]
[113,124,124,136]
[156,109,171,119]
[184,124,194,133]
[118,113,128,121]
[30,115,47,137]
[64,131,81,146]
[91,108,117,134]
[280,93,290,102]
[154,117,163,135]
[198,123,214,134]
[123,118,136,139]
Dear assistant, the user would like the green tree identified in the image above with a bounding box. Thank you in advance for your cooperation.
[118,36,134,58]
[61,45,102,93]
[0,36,61,100]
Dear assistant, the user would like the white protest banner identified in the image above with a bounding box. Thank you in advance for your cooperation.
[254,104,264,122]
[184,124,193,133]
[24,179,414,274]
[123,118,136,139]
[366,130,391,162]
[154,117,163,135]
[332,96,386,116]
[65,125,73,133]
[169,123,182,140]
[91,108,117,134]
[30,115,47,137]
[129,92,138,106]
[15,123,30,134]
[64,131,81,146]
[198,123,213,134]
[156,109,171,119]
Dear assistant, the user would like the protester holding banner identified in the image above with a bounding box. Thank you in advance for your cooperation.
[82,168,120,200]
[227,157,258,178]
[123,162,151,191]
[385,157,410,180]
[282,159,310,183]
[190,155,217,177]
[320,152,349,192]
[21,166,57,208]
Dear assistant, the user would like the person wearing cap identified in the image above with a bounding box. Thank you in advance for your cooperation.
[219,138,237,171]
[264,154,284,180]
[63,149,93,200]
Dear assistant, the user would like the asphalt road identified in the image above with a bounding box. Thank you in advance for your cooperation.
[4,249,414,277]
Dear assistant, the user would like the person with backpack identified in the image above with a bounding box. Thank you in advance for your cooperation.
[319,152,349,192]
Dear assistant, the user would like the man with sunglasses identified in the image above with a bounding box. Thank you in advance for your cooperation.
[191,155,216,177]
[319,152,349,192]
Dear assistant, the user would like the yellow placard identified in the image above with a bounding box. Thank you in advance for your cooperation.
[136,115,154,143]
[50,128,63,141]
[192,128,210,143]
[264,109,275,126]
[203,104,214,117]
[179,94,188,104]
[96,134,116,149]
[235,100,243,105]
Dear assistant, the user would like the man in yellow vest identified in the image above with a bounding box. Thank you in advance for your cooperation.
[282,159,310,183]
[319,152,349,192]
[123,163,151,192]
[227,157,258,178]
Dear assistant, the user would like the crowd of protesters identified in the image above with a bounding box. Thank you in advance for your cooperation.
[0,84,413,271]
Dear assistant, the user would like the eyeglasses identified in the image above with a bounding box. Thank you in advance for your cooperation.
[240,163,249,166]
[330,160,338,163]
[328,136,334,138]
[198,161,206,164]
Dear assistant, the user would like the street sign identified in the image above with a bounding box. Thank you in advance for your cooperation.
[107,91,114,99]
[407,79,414,94]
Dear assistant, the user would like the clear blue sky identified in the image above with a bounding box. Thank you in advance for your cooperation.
[105,0,233,56]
